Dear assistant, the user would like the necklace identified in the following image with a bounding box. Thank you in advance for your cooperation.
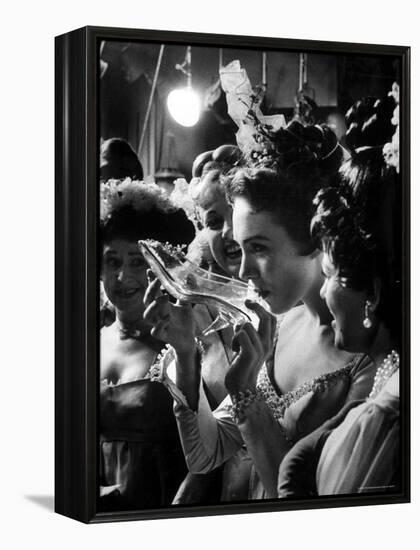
[115,318,147,340]
[369,349,399,399]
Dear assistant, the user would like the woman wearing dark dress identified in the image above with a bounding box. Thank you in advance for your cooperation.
[98,179,194,511]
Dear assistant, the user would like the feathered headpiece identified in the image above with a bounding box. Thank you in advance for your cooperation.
[220,60,342,171]
[170,177,202,231]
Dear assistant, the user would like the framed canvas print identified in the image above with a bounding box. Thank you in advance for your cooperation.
[55,26,410,523]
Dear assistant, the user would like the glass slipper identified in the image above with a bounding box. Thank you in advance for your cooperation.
[138,239,263,335]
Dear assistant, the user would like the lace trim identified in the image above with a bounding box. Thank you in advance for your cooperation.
[256,359,359,421]
[147,341,209,409]
[148,344,174,382]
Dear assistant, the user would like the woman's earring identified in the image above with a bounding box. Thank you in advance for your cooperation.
[363,300,372,329]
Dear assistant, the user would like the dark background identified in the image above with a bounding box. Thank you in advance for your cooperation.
[100,41,399,179]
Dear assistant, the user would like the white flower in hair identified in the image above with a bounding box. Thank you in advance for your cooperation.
[186,229,214,267]
[383,82,400,173]
[170,178,201,231]
[100,178,175,221]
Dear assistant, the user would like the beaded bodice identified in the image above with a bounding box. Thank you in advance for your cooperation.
[256,355,361,422]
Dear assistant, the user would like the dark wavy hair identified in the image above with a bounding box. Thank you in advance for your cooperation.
[226,121,343,254]
[311,93,400,338]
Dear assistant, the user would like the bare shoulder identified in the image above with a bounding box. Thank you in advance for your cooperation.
[100,324,161,383]
[100,323,119,381]
[101,322,117,341]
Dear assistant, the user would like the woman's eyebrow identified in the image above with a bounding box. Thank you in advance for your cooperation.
[243,235,270,245]
[204,209,217,217]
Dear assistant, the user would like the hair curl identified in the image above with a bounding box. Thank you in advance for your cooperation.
[345,95,396,152]
[191,144,244,179]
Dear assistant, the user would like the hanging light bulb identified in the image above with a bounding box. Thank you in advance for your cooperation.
[167,46,201,127]
[167,87,200,127]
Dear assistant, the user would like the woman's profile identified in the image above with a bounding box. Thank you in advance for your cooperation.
[278,90,401,497]
[144,120,378,500]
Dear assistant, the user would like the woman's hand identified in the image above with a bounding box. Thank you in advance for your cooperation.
[143,270,196,355]
[224,300,277,395]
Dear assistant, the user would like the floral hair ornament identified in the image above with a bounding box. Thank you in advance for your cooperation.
[220,61,342,170]
[170,177,202,231]
[100,178,176,222]
[383,82,400,173]
[219,60,286,158]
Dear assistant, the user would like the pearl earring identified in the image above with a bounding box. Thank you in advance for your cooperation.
[363,300,372,329]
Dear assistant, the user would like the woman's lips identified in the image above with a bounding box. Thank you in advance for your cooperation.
[115,287,142,298]
[254,288,270,300]
[223,241,242,261]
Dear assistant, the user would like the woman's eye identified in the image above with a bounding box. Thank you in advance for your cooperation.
[105,257,121,269]
[131,257,146,268]
[205,216,223,230]
[250,243,267,253]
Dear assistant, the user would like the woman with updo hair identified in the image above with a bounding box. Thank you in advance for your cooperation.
[278,90,401,497]
[156,143,246,412]
[184,144,245,277]
[147,144,251,504]
[145,120,378,501]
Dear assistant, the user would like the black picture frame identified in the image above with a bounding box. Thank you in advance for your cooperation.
[55,25,411,524]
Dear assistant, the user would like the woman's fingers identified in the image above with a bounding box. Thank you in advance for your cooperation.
[232,323,262,363]
[150,319,169,341]
[143,275,163,307]
[241,322,263,355]
[143,294,170,324]
[245,299,277,352]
